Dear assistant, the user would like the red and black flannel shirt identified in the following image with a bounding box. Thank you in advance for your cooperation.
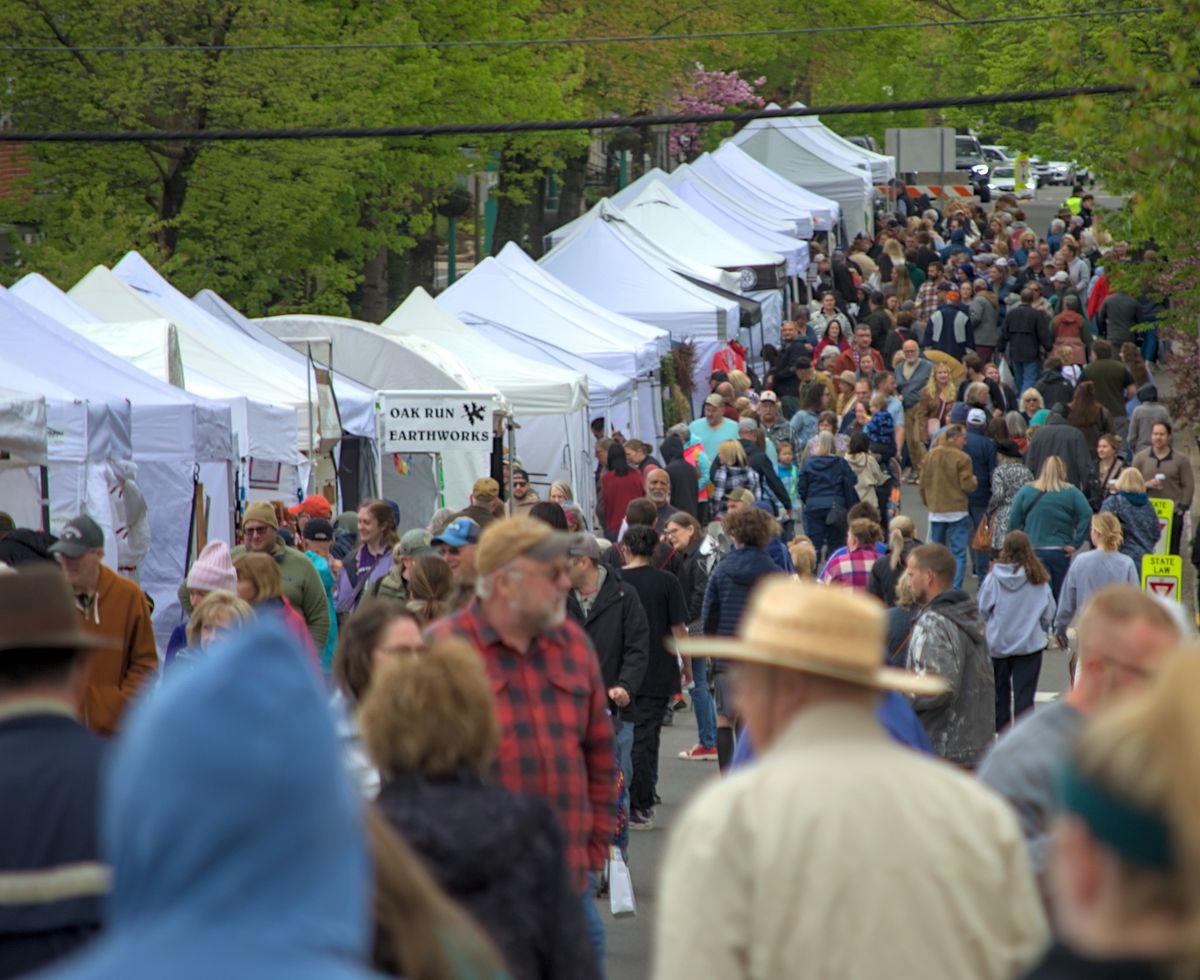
[428,600,616,892]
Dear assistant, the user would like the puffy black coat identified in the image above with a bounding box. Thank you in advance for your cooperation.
[702,546,779,641]
[376,775,597,980]
[566,568,649,720]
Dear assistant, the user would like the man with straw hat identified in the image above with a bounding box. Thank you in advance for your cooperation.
[653,578,1047,980]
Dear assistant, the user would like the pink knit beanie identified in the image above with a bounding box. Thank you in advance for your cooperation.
[186,541,237,594]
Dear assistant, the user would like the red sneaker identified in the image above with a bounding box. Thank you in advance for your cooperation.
[678,743,718,761]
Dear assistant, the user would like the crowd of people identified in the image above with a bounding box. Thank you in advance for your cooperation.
[2,186,1200,980]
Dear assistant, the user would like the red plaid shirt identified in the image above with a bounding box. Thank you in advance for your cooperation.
[820,546,881,591]
[428,600,616,891]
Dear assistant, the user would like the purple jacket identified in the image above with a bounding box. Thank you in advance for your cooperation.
[334,545,394,614]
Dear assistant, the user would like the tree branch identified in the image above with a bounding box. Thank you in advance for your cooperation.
[23,0,97,75]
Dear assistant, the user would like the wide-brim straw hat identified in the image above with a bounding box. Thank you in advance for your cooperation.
[677,577,947,697]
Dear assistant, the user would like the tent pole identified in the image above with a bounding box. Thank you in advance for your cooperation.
[305,341,315,492]
[506,414,516,515]
[39,465,50,532]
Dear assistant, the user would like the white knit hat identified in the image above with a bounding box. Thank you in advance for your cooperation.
[186,541,237,594]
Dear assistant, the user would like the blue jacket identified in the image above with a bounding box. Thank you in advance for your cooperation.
[702,546,780,639]
[964,428,997,509]
[796,454,858,513]
[44,620,374,980]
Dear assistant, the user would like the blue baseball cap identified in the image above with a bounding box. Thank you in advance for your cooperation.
[432,517,481,548]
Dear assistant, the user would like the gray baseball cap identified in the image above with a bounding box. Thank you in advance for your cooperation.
[49,515,104,558]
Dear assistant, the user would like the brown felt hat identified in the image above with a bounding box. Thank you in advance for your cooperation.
[0,565,117,653]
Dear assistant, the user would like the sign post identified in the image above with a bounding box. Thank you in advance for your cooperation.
[1141,554,1182,603]
[1151,498,1174,556]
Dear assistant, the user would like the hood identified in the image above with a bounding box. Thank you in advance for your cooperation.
[1137,382,1158,403]
[1120,491,1150,507]
[97,619,370,969]
[924,588,985,645]
[660,433,683,464]
[805,454,844,474]
[950,228,966,246]
[990,562,1032,592]
[377,778,542,893]
[721,545,778,586]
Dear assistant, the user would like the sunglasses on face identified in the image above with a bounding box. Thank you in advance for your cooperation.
[243,526,271,537]
[513,480,528,488]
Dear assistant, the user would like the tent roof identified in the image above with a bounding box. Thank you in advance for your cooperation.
[112,252,376,441]
[494,243,670,356]
[666,176,809,277]
[379,288,587,416]
[619,179,786,271]
[664,162,812,238]
[539,202,739,342]
[11,272,101,324]
[704,145,842,226]
[253,313,506,410]
[437,256,658,377]
[0,386,48,465]
[781,103,895,181]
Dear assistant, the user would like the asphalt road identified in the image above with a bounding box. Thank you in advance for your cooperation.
[599,186,1130,976]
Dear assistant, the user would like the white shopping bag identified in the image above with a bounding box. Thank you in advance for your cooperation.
[608,846,636,918]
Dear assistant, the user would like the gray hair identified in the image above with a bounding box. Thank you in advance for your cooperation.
[1004,411,1028,437]
[1050,218,1065,233]
[811,432,836,457]
[667,422,690,442]
[428,507,458,536]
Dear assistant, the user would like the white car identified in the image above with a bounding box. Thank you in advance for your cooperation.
[988,165,1038,199]
[1042,161,1076,186]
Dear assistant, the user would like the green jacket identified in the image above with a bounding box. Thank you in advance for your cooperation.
[365,569,407,603]
[232,543,331,651]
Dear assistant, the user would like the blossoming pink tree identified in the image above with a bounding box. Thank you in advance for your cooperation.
[668,67,766,161]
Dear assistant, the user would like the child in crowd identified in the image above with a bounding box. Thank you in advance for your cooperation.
[864,392,896,462]
[775,440,799,540]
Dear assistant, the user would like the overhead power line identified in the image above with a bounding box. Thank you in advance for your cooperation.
[0,84,1156,144]
[2,7,1163,55]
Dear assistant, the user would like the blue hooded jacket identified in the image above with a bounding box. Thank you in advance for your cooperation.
[44,620,373,980]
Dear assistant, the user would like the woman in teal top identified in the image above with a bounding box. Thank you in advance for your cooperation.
[1008,455,1092,601]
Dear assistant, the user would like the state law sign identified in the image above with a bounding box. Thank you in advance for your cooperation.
[1141,554,1182,604]
[376,391,495,454]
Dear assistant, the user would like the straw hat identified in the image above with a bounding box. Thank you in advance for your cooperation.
[677,578,947,696]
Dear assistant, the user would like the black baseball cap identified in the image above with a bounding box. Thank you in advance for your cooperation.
[49,515,104,558]
[303,518,334,542]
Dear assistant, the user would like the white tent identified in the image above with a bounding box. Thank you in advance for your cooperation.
[695,147,842,233]
[380,288,594,513]
[0,287,238,650]
[10,272,102,325]
[727,109,874,238]
[781,103,895,183]
[67,266,310,483]
[0,387,48,532]
[436,256,657,439]
[254,312,505,530]
[663,170,810,277]
[540,200,740,344]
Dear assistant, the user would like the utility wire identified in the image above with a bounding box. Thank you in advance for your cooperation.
[2,7,1163,55]
[0,83,1158,144]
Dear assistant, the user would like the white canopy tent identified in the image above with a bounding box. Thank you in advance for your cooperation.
[380,288,594,514]
[0,287,237,650]
[540,200,740,344]
[437,256,656,440]
[67,266,309,497]
[254,312,505,530]
[0,387,49,533]
[663,170,810,277]
[726,111,874,239]
[697,146,842,233]
[781,103,895,183]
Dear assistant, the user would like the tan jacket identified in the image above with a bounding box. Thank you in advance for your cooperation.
[1132,446,1195,513]
[653,703,1048,980]
[78,564,159,735]
[920,444,978,513]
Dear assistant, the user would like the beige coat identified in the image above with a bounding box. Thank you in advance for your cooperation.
[653,702,1048,980]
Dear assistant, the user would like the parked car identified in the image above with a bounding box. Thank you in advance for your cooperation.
[982,145,1014,164]
[1041,160,1076,186]
[847,135,880,153]
[988,164,1038,200]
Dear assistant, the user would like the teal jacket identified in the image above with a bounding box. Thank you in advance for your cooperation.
[306,550,339,673]
[1007,485,1091,549]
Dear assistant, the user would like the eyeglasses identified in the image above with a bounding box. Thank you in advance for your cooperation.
[1023,397,1040,404]
[243,525,271,537]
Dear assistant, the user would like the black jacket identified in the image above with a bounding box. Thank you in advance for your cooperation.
[1025,416,1094,489]
[999,303,1053,364]
[675,543,709,632]
[376,775,597,980]
[739,437,792,510]
[1035,368,1074,413]
[660,434,699,518]
[0,529,57,566]
[566,567,649,720]
[0,709,106,979]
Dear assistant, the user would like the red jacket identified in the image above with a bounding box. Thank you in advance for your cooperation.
[600,469,647,539]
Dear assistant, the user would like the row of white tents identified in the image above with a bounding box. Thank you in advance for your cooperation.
[0,107,895,651]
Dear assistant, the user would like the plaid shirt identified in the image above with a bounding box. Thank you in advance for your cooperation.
[915,278,942,322]
[820,546,881,591]
[710,464,761,510]
[427,600,616,892]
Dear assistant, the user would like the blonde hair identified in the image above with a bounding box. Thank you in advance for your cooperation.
[717,439,748,467]
[1020,387,1045,411]
[1092,512,1125,552]
[728,370,751,393]
[888,515,916,570]
[1066,655,1200,978]
[788,536,817,578]
[359,639,499,780]
[1115,468,1147,494]
[186,591,252,646]
[1032,455,1070,492]
[549,480,575,503]
[735,396,755,418]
